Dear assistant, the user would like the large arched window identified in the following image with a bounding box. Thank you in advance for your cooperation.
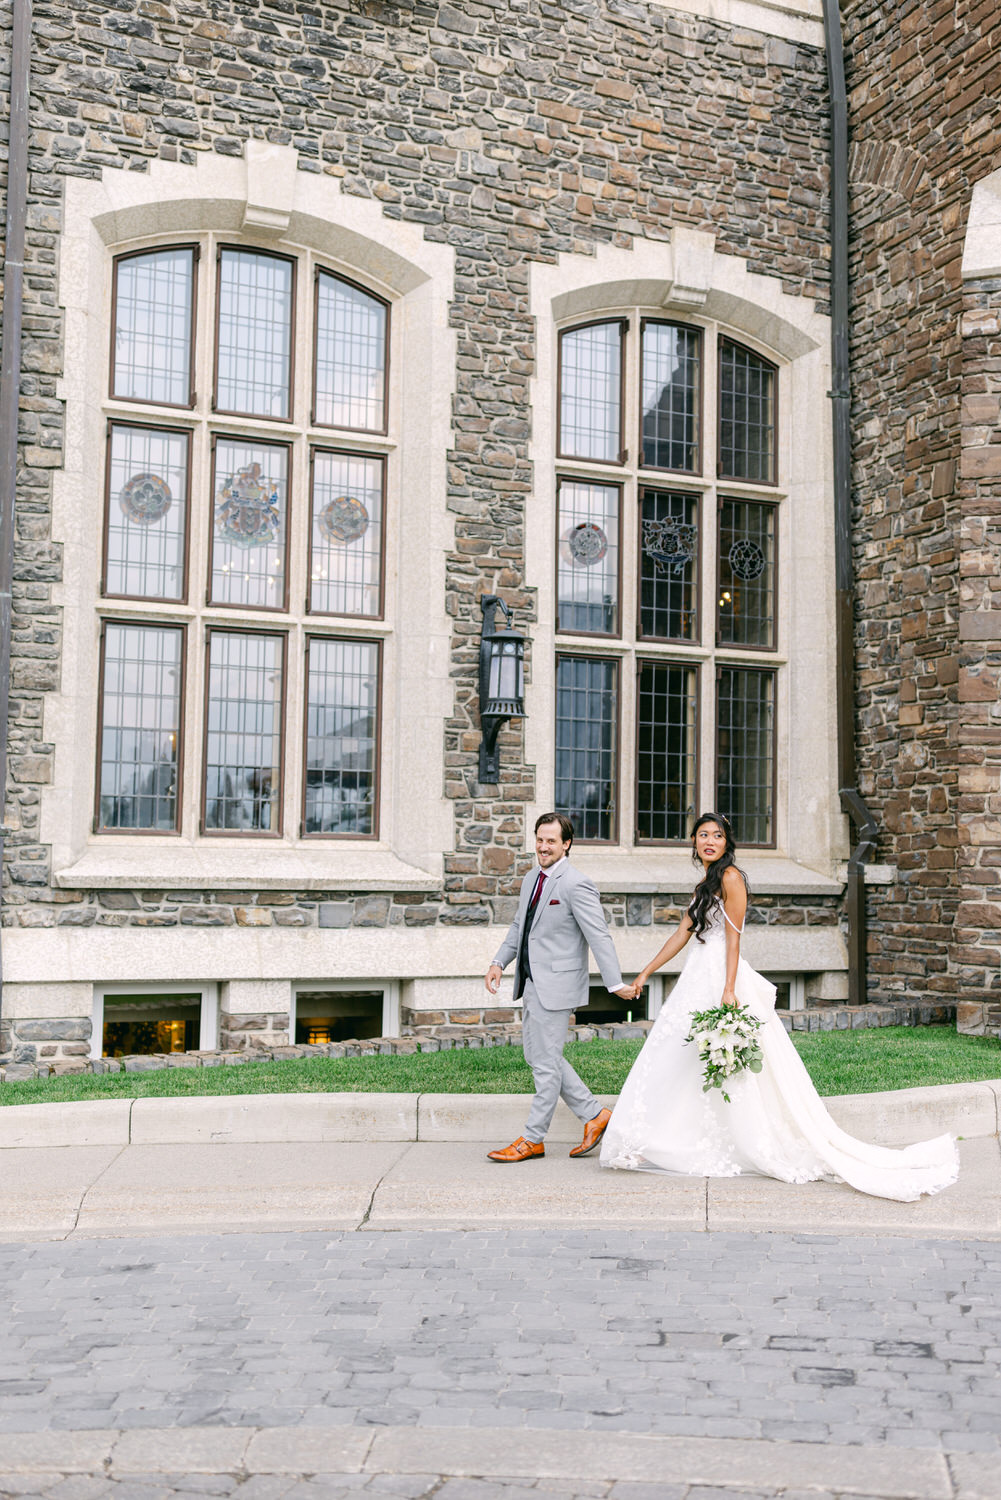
[96,239,391,841]
[554,315,779,848]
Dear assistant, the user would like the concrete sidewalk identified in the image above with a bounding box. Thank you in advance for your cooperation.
[1,1422,995,1498]
[1,1080,998,1242]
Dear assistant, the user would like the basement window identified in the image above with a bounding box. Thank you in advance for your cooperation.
[101,992,202,1057]
[293,990,384,1044]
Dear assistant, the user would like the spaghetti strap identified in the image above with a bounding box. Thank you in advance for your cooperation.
[722,908,745,934]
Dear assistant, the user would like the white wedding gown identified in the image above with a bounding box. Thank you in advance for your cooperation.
[600,904,960,1201]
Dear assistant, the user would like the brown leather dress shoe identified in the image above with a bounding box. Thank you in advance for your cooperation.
[569,1107,612,1158]
[487,1136,545,1163]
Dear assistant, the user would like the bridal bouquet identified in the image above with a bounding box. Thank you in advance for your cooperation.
[684,1004,764,1103]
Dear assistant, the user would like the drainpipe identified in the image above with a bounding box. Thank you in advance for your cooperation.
[0,0,33,1023]
[822,0,877,1007]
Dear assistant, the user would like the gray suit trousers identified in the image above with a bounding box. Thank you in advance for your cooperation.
[521,981,601,1143]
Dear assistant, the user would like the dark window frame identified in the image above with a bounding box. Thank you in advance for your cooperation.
[633,655,700,847]
[300,633,383,842]
[109,244,199,410]
[93,617,187,836]
[554,473,623,640]
[207,433,293,615]
[306,446,387,622]
[101,417,193,606]
[311,266,391,437]
[717,336,778,487]
[715,494,779,653]
[554,650,621,846]
[212,245,297,424]
[556,318,628,467]
[636,485,702,647]
[638,318,703,476]
[200,625,288,839]
[714,662,777,850]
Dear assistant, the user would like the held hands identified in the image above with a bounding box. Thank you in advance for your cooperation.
[484,963,503,995]
[617,976,646,1001]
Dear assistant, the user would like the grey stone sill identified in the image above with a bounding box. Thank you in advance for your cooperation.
[54,843,441,892]
[834,862,897,885]
[573,849,845,896]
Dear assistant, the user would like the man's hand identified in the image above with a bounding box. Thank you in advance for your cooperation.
[485,963,503,995]
[613,984,636,1000]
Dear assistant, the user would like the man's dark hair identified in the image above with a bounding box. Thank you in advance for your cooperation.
[535,811,574,849]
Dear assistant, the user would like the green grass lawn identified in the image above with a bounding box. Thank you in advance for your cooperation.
[0,1025,998,1108]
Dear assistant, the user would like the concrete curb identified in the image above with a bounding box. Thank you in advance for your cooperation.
[0,1078,998,1150]
[0,1422,982,1497]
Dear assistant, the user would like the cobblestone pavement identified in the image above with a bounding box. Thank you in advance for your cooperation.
[1,1228,999,1458]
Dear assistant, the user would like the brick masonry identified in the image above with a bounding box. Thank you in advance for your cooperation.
[843,0,1001,1008]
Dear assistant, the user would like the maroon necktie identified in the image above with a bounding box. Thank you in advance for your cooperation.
[528,870,546,911]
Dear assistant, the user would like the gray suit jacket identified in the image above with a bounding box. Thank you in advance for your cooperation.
[493,859,624,1011]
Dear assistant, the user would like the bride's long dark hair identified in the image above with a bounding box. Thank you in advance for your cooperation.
[687,811,748,943]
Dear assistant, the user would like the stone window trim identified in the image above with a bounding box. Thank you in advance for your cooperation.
[49,147,456,892]
[551,305,788,849]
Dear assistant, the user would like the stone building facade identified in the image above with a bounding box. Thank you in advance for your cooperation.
[6,0,991,1068]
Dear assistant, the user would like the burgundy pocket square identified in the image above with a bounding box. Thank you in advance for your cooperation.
[549,899,561,905]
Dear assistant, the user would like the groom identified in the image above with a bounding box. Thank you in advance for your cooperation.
[484,812,633,1162]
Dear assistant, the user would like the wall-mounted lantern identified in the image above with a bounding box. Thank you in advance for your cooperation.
[478,594,526,783]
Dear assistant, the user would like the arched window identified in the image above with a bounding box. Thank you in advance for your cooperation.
[554,314,779,847]
[95,241,391,842]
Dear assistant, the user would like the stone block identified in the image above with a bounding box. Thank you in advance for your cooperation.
[319,902,353,927]
[16,1018,92,1042]
[627,895,652,926]
[97,892,139,909]
[353,896,390,926]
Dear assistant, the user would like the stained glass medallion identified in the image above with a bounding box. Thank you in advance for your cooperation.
[215,463,281,549]
[318,495,369,545]
[642,516,698,577]
[567,522,608,566]
[120,472,172,526]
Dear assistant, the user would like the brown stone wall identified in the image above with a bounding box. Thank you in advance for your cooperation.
[843,0,1001,1000]
[1,0,832,935]
[957,281,1001,999]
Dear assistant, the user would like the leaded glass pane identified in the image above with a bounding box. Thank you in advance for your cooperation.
[636,661,696,842]
[639,489,698,641]
[555,655,617,842]
[310,452,383,617]
[557,479,619,634]
[98,623,181,831]
[112,248,193,406]
[305,638,379,836]
[204,632,284,832]
[559,322,622,462]
[641,322,700,471]
[718,498,775,648]
[210,438,288,609]
[719,339,775,483]
[105,424,188,600]
[315,272,387,431]
[216,250,293,419]
[716,668,774,845]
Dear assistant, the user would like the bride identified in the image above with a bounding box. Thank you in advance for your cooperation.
[600,812,960,1202]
